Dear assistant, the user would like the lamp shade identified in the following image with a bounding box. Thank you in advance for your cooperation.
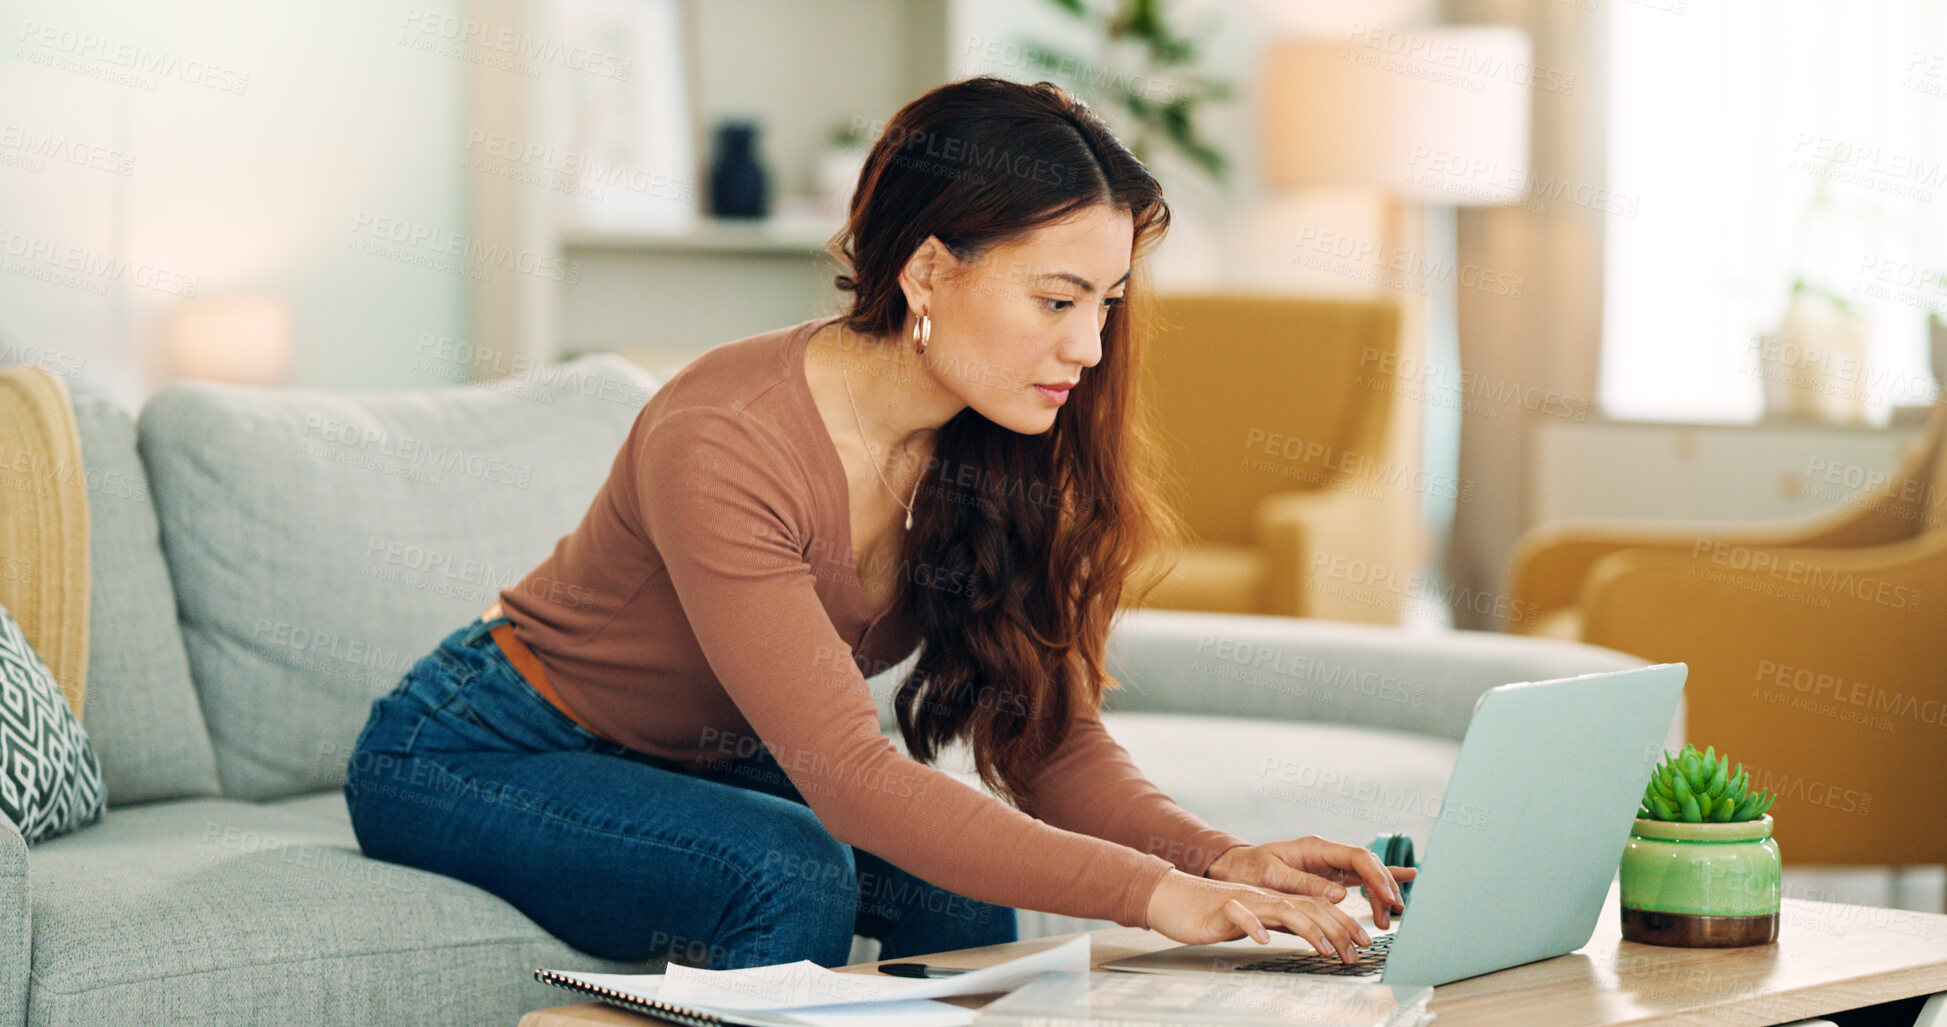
[163,294,294,385]
[1264,26,1534,205]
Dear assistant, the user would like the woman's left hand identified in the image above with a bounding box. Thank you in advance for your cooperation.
[1203,837,1417,930]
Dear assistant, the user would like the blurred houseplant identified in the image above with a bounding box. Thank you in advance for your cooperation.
[1022,0,1232,184]
[816,120,872,218]
[1619,745,1782,948]
[1755,278,1871,425]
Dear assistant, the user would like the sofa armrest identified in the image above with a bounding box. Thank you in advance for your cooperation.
[1509,498,1917,626]
[1,816,26,1027]
[1580,530,1945,643]
[1103,607,1655,743]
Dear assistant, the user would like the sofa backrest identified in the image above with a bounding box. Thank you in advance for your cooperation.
[69,390,224,807]
[1102,607,1649,742]
[137,354,663,800]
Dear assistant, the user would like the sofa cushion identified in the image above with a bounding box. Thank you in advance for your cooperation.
[138,354,662,800]
[1060,713,1457,940]
[898,711,1462,941]
[1101,712,1462,852]
[1103,609,1647,743]
[68,391,223,806]
[24,797,660,1027]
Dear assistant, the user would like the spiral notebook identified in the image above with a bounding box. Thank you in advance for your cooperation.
[533,969,734,1026]
[534,967,987,1026]
[534,934,1093,1026]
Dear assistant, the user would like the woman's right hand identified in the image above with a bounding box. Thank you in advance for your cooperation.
[1142,869,1372,963]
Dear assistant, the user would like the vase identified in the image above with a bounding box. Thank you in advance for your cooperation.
[1618,815,1781,947]
[1755,291,1873,425]
[708,121,769,219]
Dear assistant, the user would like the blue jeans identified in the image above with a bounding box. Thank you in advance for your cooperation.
[344,614,1017,969]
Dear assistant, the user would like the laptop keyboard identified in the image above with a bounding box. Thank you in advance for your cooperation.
[1233,931,1395,976]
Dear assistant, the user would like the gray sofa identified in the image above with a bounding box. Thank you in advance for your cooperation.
[0,353,1651,1026]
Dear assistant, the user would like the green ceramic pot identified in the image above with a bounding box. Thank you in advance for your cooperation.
[1619,815,1781,947]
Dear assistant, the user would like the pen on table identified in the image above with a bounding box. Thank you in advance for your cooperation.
[877,962,973,978]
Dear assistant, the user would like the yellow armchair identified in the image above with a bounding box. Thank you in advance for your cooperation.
[1131,294,1421,624]
[1508,396,1947,864]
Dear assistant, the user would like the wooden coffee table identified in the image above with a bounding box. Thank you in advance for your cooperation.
[519,889,1947,1026]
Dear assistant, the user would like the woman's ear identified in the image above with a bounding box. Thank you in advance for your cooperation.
[897,236,953,315]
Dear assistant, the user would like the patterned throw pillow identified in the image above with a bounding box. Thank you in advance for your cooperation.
[0,600,105,843]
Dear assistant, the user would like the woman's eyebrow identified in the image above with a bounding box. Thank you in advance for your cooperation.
[1034,268,1133,293]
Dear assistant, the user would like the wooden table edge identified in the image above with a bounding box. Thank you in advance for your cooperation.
[519,896,1947,1027]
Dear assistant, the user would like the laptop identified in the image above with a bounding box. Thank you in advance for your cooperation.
[1100,663,1686,987]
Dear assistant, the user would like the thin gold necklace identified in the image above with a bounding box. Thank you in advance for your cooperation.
[836,335,922,530]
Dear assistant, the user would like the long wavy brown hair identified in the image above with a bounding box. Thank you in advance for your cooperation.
[826,75,1186,810]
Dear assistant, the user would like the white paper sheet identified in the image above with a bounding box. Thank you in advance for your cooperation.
[654,959,914,1010]
[652,934,1092,1011]
[540,933,1094,1025]
[541,970,974,1026]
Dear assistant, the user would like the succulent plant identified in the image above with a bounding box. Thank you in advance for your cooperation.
[1639,745,1777,823]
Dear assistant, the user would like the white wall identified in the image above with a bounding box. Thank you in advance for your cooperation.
[0,0,1449,409]
[0,0,470,409]
[944,0,1437,292]
[688,0,943,202]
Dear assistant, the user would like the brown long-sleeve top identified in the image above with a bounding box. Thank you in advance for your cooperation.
[497,314,1250,930]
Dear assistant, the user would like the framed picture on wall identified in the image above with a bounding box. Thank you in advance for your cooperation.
[548,0,697,231]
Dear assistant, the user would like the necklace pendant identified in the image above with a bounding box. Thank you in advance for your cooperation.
[904,508,914,531]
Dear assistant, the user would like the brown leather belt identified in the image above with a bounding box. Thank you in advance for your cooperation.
[479,601,617,743]
[478,601,714,771]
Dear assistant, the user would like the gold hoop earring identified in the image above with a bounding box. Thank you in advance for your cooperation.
[913,312,931,355]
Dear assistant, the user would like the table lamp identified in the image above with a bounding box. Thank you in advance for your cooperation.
[1263,26,1533,244]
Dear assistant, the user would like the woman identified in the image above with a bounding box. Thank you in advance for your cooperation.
[344,75,1412,972]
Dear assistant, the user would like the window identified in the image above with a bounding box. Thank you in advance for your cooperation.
[1602,1,1947,423]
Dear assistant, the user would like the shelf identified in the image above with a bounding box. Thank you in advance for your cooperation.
[1569,410,1935,434]
[560,210,844,256]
